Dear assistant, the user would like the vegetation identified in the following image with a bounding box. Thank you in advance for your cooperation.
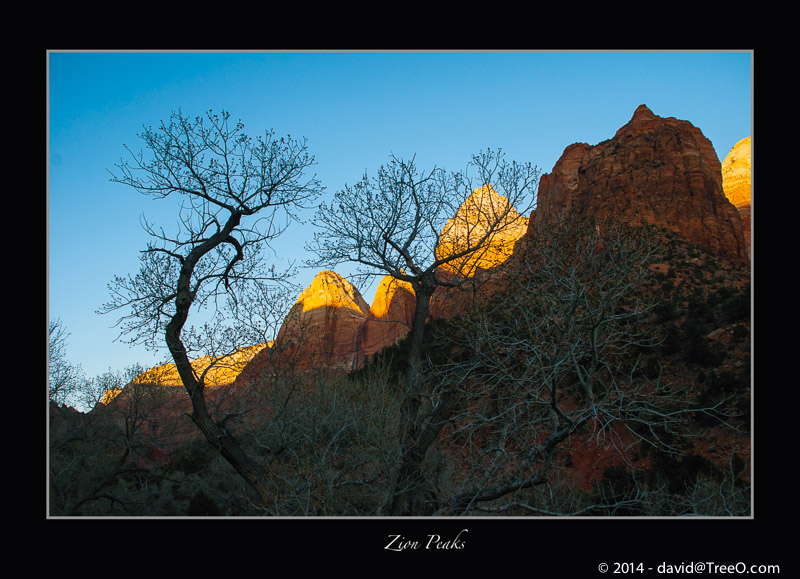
[49,217,750,517]
[48,111,750,517]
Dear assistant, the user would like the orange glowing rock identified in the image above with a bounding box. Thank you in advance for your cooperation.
[100,343,270,404]
[273,271,370,371]
[722,137,751,259]
[436,185,529,276]
[722,137,751,209]
[100,388,124,405]
[359,274,416,358]
[293,270,370,314]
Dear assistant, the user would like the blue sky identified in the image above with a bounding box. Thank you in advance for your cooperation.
[47,50,753,381]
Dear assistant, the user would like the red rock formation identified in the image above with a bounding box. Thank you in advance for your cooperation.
[358,275,416,359]
[536,105,749,265]
[271,270,370,372]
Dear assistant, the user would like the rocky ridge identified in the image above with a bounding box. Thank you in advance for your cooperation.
[535,105,748,266]
[124,104,751,390]
[101,343,267,405]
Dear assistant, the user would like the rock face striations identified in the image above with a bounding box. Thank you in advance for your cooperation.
[536,105,749,265]
[722,136,752,259]
[273,270,371,372]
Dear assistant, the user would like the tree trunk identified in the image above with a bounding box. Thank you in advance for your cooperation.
[166,307,273,509]
[389,280,441,515]
[401,284,433,442]
[389,390,453,515]
[163,211,273,510]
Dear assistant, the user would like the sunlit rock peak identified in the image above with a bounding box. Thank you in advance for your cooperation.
[369,274,415,319]
[722,137,751,209]
[295,270,370,314]
[101,343,269,405]
[272,270,370,371]
[722,136,751,260]
[436,185,529,275]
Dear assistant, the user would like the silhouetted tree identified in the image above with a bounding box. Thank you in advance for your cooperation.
[307,149,539,514]
[48,318,85,408]
[100,109,323,507]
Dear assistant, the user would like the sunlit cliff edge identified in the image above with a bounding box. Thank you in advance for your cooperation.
[101,343,269,405]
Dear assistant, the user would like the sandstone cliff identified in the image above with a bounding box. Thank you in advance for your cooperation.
[426,185,529,320]
[358,274,416,359]
[722,136,752,259]
[535,104,748,265]
[272,270,370,372]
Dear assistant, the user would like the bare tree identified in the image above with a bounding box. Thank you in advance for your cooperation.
[100,109,323,507]
[428,214,728,514]
[226,361,403,515]
[307,149,539,514]
[48,318,86,408]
